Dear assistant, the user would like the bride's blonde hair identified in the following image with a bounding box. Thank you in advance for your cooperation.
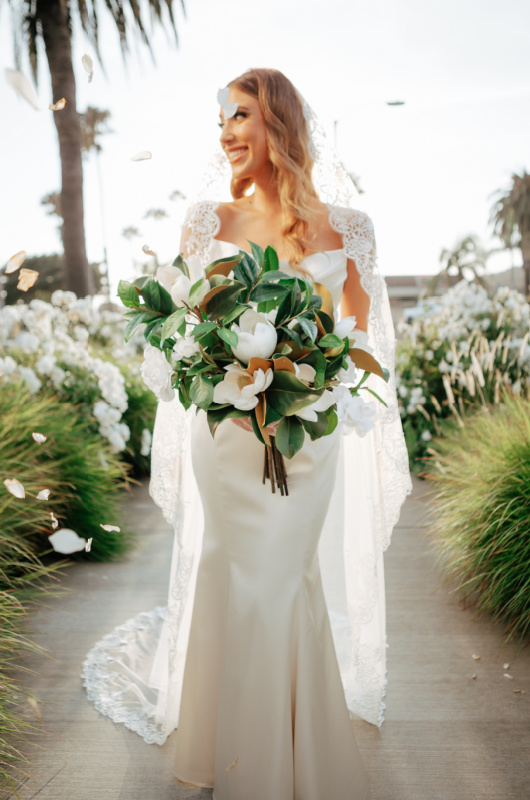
[228,68,319,268]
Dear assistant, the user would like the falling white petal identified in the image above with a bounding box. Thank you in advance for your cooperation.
[217,87,229,106]
[130,151,152,161]
[504,673,514,680]
[223,103,238,119]
[32,432,47,443]
[82,54,93,83]
[48,528,86,554]
[17,269,39,291]
[27,697,43,722]
[142,244,156,256]
[100,523,120,532]
[5,68,39,110]
[4,478,25,499]
[36,489,50,501]
[503,663,510,670]
[471,654,481,660]
[5,250,26,274]
[50,512,59,529]
[49,98,66,111]
[85,537,93,552]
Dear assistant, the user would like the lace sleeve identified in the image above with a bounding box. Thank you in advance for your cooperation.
[180,200,221,264]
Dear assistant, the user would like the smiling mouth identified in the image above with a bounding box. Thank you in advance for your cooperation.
[226,147,248,163]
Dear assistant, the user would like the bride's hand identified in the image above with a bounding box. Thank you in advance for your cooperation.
[231,417,280,435]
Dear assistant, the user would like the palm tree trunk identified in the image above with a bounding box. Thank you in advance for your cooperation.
[40,0,93,297]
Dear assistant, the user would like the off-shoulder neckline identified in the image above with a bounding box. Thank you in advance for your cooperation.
[212,238,345,261]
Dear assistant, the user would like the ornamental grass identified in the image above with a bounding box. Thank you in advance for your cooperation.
[0,385,134,792]
[425,394,530,643]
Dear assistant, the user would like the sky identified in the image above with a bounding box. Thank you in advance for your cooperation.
[1,0,529,296]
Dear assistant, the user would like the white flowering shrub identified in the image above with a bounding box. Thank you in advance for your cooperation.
[0,292,155,470]
[395,280,530,471]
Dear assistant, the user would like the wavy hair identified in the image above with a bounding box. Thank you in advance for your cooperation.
[228,68,319,268]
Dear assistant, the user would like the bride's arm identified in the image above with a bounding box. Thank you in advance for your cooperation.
[340,259,370,331]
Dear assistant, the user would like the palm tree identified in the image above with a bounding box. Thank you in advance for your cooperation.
[4,0,185,297]
[489,169,530,296]
[426,234,497,296]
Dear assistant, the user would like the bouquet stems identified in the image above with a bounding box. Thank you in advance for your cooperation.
[262,436,289,496]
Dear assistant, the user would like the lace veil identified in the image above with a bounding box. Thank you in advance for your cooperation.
[82,93,412,744]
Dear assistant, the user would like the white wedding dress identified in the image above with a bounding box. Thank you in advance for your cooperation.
[82,214,412,799]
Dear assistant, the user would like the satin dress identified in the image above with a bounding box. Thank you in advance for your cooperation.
[173,240,372,800]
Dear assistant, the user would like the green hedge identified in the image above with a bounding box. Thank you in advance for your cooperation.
[425,395,530,642]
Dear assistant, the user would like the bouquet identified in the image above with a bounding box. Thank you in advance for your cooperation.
[118,243,389,494]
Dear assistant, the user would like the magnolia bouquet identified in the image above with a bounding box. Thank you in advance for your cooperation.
[118,243,388,494]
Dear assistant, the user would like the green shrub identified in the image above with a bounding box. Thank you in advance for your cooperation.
[0,384,133,562]
[425,395,530,642]
[121,372,157,476]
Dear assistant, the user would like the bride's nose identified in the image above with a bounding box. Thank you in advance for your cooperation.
[220,123,235,147]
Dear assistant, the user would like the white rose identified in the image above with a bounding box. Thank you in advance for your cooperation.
[232,309,277,365]
[141,345,175,402]
[213,363,273,411]
[336,355,359,385]
[173,336,201,361]
[333,385,376,437]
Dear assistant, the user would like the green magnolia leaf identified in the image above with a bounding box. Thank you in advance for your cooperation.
[206,406,248,436]
[275,416,305,459]
[223,303,250,326]
[267,371,323,416]
[132,275,151,289]
[160,307,187,340]
[257,270,291,282]
[362,386,388,407]
[315,309,335,333]
[249,241,265,268]
[299,410,330,440]
[325,409,339,436]
[297,316,318,342]
[189,374,214,410]
[205,282,245,318]
[124,311,151,341]
[144,318,164,341]
[172,254,190,279]
[217,328,238,348]
[249,283,290,303]
[209,274,233,288]
[263,245,279,273]
[117,280,140,308]
[234,253,260,287]
[192,320,218,338]
[318,333,345,349]
[140,278,173,314]
[264,405,282,426]
[188,277,207,308]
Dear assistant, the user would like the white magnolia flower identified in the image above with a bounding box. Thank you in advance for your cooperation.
[156,255,210,308]
[294,363,316,384]
[296,390,335,422]
[232,309,277,365]
[334,316,357,341]
[213,363,273,411]
[141,344,175,402]
[48,528,87,554]
[173,336,200,361]
[333,385,376,437]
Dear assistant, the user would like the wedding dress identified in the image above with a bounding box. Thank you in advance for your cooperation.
[81,96,412,799]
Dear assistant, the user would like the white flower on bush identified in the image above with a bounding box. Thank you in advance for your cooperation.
[12,331,40,354]
[173,336,200,361]
[140,427,152,456]
[93,358,128,413]
[296,389,335,422]
[213,363,273,411]
[141,344,175,401]
[156,255,210,308]
[232,309,277,365]
[93,401,130,452]
[18,366,41,394]
[333,385,377,437]
[0,355,17,376]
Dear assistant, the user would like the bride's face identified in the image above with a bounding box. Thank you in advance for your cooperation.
[219,87,271,180]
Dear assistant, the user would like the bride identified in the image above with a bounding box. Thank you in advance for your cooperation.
[82,68,411,800]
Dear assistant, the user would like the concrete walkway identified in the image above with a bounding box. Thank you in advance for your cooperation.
[2,477,529,800]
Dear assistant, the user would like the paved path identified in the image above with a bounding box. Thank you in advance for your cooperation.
[3,478,529,800]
